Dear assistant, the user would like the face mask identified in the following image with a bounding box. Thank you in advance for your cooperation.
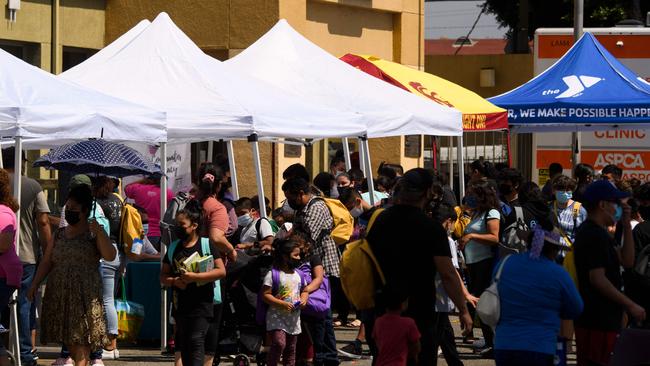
[288,258,302,269]
[613,204,623,223]
[465,196,478,209]
[65,210,82,226]
[350,206,364,218]
[639,205,650,221]
[174,225,190,242]
[237,214,253,227]
[330,186,340,199]
[498,184,513,195]
[335,170,345,178]
[555,191,572,204]
[287,198,303,211]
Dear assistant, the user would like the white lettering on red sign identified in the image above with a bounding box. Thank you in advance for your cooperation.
[594,152,645,169]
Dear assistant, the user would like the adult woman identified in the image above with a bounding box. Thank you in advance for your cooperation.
[124,175,173,250]
[196,164,237,262]
[336,173,353,189]
[459,182,500,356]
[494,228,583,366]
[0,169,22,366]
[572,163,594,203]
[28,185,115,366]
[551,175,587,248]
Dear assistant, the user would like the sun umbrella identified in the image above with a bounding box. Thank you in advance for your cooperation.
[33,139,161,177]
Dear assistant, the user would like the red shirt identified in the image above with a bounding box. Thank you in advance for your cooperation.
[202,197,229,235]
[372,313,421,366]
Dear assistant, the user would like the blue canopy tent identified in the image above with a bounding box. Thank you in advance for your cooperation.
[489,32,650,133]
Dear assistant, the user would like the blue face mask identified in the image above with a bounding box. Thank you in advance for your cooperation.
[555,191,572,204]
[237,214,253,227]
[465,196,478,209]
[613,204,623,222]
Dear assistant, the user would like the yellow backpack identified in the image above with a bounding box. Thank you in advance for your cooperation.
[340,208,386,310]
[556,201,582,286]
[312,197,354,245]
[114,193,145,253]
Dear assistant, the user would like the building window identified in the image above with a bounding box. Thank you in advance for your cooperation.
[62,47,97,71]
[0,40,39,66]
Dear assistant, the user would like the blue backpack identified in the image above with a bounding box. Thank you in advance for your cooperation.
[167,237,222,304]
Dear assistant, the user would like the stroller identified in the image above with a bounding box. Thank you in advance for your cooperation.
[218,250,273,366]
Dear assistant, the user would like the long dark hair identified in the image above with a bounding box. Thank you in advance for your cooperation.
[197,163,224,200]
[467,182,499,213]
[470,159,497,180]
[272,237,300,268]
[0,169,18,212]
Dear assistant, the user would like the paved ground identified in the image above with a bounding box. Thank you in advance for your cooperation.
[33,316,576,365]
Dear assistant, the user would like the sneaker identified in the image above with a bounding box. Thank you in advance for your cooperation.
[102,348,120,360]
[52,358,74,366]
[31,349,39,360]
[478,346,494,359]
[337,340,363,360]
[471,338,486,349]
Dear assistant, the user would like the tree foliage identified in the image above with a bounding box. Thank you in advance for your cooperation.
[485,0,648,39]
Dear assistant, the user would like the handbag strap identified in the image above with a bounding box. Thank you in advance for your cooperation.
[495,255,512,283]
[121,275,127,302]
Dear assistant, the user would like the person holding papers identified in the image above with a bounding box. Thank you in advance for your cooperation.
[161,200,226,366]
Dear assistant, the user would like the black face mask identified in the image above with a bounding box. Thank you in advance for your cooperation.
[287,199,304,211]
[288,258,302,269]
[639,205,650,221]
[174,225,190,242]
[65,210,82,226]
[499,184,513,196]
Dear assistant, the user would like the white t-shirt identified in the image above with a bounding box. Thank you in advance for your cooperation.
[435,236,460,313]
[263,269,302,335]
[240,218,274,244]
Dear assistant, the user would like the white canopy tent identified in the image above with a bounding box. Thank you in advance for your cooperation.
[0,44,166,365]
[60,12,365,350]
[225,19,462,203]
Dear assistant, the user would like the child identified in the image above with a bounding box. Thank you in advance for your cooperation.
[372,289,421,366]
[431,204,478,366]
[160,200,226,366]
[262,238,309,366]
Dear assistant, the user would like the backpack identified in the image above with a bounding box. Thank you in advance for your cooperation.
[340,208,386,310]
[113,193,145,252]
[255,267,306,325]
[297,262,331,319]
[167,237,222,304]
[307,197,354,245]
[554,201,582,285]
[160,192,191,247]
[499,206,529,257]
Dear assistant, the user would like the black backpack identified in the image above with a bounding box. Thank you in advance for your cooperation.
[160,191,191,247]
[499,205,529,257]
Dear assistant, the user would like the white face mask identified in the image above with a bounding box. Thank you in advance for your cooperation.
[330,185,340,199]
[350,206,364,218]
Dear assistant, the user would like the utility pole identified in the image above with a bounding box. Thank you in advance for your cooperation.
[572,0,583,168]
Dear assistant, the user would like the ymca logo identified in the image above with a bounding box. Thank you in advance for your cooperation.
[542,75,603,99]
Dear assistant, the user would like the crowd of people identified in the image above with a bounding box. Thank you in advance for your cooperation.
[0,144,649,366]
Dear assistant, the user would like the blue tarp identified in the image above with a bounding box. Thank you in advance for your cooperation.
[488,33,650,132]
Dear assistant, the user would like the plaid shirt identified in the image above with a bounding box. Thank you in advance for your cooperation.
[553,201,587,246]
[294,197,340,277]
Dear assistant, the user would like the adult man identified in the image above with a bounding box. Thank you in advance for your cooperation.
[4,147,52,366]
[283,177,339,366]
[366,168,473,366]
[601,164,623,182]
[574,180,646,366]
[542,163,563,201]
[629,183,650,329]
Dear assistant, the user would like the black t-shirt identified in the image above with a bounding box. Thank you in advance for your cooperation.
[633,221,650,260]
[163,238,221,318]
[574,219,623,331]
[366,204,451,312]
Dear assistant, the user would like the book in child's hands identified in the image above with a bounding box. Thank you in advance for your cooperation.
[196,255,214,286]
[182,252,201,272]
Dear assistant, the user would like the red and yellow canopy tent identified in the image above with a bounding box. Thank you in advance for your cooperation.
[340,54,511,168]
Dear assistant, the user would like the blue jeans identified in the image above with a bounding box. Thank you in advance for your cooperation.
[0,279,16,357]
[100,246,121,336]
[305,310,339,366]
[18,263,36,363]
[494,350,554,366]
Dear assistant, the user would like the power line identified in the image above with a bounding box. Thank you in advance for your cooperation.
[455,1,488,55]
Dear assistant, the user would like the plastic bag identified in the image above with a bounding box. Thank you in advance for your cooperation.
[116,277,145,343]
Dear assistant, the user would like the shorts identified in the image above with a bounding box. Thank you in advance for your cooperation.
[575,327,618,366]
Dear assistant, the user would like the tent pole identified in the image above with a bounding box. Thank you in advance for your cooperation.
[362,137,376,206]
[159,142,168,354]
[358,138,367,177]
[226,140,239,200]
[341,138,352,171]
[572,0,583,168]
[249,135,267,218]
[11,137,22,366]
[457,134,465,200]
[0,147,3,169]
[448,136,454,191]
[207,141,214,162]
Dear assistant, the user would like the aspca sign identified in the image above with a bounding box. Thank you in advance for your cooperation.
[583,151,648,170]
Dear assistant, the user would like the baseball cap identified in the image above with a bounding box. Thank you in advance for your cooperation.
[583,179,630,204]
